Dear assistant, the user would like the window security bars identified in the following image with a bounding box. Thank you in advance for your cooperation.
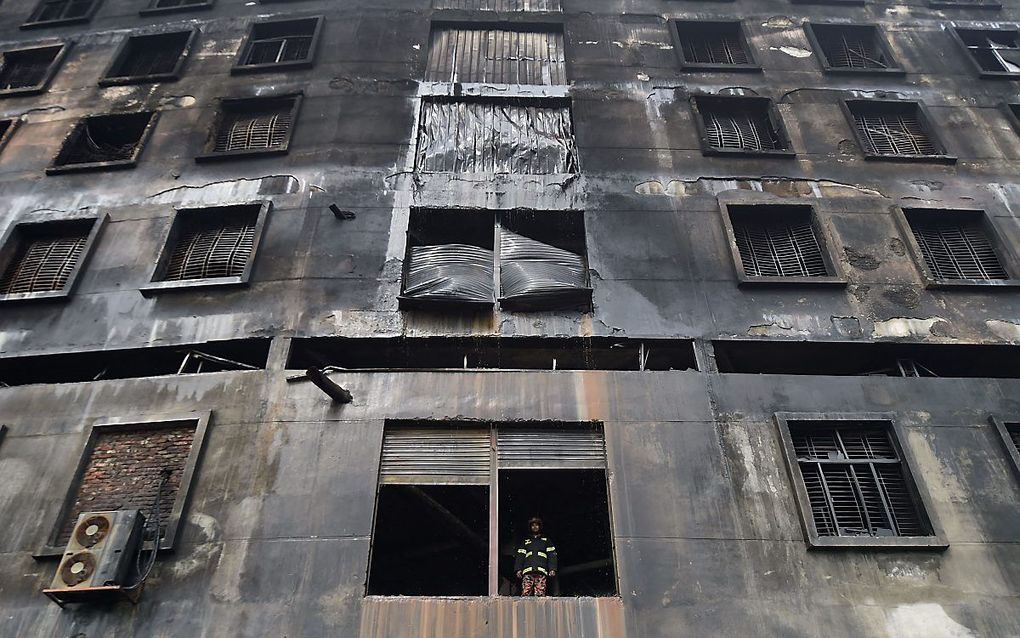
[214,109,292,153]
[956,28,1020,75]
[907,215,1008,281]
[674,22,753,68]
[732,215,828,278]
[103,32,191,83]
[24,0,96,25]
[811,25,893,70]
[0,46,63,94]
[791,423,926,538]
[0,231,87,295]
[846,101,942,158]
[49,112,156,173]
[694,97,789,154]
[426,27,566,84]
[237,19,319,69]
[163,219,256,282]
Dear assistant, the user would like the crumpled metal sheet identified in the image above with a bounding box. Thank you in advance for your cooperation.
[499,230,588,303]
[403,244,495,303]
[416,100,579,174]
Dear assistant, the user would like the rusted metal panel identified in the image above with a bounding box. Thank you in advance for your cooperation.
[426,27,566,85]
[380,425,491,484]
[496,426,605,469]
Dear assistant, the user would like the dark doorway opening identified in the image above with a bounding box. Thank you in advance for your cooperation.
[367,484,488,596]
[498,469,616,596]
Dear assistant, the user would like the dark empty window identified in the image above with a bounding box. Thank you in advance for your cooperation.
[788,421,930,539]
[101,31,193,85]
[401,209,591,311]
[692,96,792,156]
[0,219,95,298]
[144,203,268,294]
[903,209,1009,282]
[198,95,301,161]
[23,0,98,27]
[0,45,65,96]
[368,422,616,597]
[233,18,322,73]
[141,0,212,14]
[1008,424,1020,453]
[0,120,14,153]
[844,100,948,160]
[806,24,900,73]
[928,0,1001,7]
[954,28,1020,77]
[673,21,757,70]
[725,205,837,281]
[48,112,157,174]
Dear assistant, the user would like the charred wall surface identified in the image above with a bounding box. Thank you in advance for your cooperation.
[0,0,1019,635]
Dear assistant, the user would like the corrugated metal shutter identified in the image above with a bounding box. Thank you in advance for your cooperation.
[426,28,565,84]
[496,426,605,469]
[380,426,491,484]
[432,0,560,11]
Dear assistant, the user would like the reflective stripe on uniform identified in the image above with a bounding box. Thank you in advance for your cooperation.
[537,551,547,558]
[545,546,555,552]
[517,549,527,554]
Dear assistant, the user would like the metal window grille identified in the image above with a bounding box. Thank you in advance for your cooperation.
[242,21,315,66]
[700,101,786,152]
[0,231,87,294]
[30,0,94,22]
[850,104,939,156]
[163,216,256,281]
[791,423,927,538]
[958,29,1020,73]
[213,106,293,152]
[678,24,750,65]
[432,0,560,9]
[817,27,889,69]
[0,47,59,90]
[110,34,187,78]
[426,27,566,84]
[908,217,1007,280]
[732,213,828,278]
[57,113,152,166]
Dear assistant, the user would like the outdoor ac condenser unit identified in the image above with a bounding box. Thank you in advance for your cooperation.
[43,510,145,606]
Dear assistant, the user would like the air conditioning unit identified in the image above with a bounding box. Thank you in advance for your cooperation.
[43,510,145,606]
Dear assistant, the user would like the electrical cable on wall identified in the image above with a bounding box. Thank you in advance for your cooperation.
[126,468,171,590]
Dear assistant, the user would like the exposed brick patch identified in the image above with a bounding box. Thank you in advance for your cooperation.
[58,423,196,546]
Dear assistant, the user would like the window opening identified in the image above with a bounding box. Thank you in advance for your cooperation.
[956,28,1020,75]
[0,219,91,295]
[103,32,191,83]
[728,205,829,278]
[929,0,1000,7]
[432,0,560,8]
[368,422,616,597]
[904,209,1008,281]
[237,18,319,69]
[25,0,96,25]
[416,98,578,174]
[694,96,790,154]
[426,26,565,84]
[845,100,943,158]
[1008,424,1020,453]
[789,421,928,538]
[160,205,259,282]
[810,24,894,70]
[49,112,156,172]
[0,120,13,151]
[0,45,63,94]
[287,336,698,371]
[713,339,1020,378]
[674,21,753,67]
[200,95,300,158]
[143,0,211,12]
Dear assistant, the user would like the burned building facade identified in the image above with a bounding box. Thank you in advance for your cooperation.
[1,0,1020,634]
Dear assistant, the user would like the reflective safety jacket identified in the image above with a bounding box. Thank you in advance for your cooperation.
[514,536,558,576]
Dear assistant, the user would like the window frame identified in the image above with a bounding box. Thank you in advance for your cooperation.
[803,22,904,76]
[718,200,847,287]
[140,201,271,296]
[690,95,795,158]
[774,412,947,550]
[669,20,761,73]
[230,16,324,75]
[893,206,1020,289]
[46,111,160,175]
[790,0,864,5]
[36,412,211,558]
[0,42,70,98]
[990,417,1020,485]
[195,93,303,162]
[99,28,197,87]
[21,0,101,29]
[139,0,214,16]
[950,26,1020,79]
[841,98,955,163]
[0,212,106,303]
[927,0,1001,8]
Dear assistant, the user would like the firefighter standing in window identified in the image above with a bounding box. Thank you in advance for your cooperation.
[514,516,557,596]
